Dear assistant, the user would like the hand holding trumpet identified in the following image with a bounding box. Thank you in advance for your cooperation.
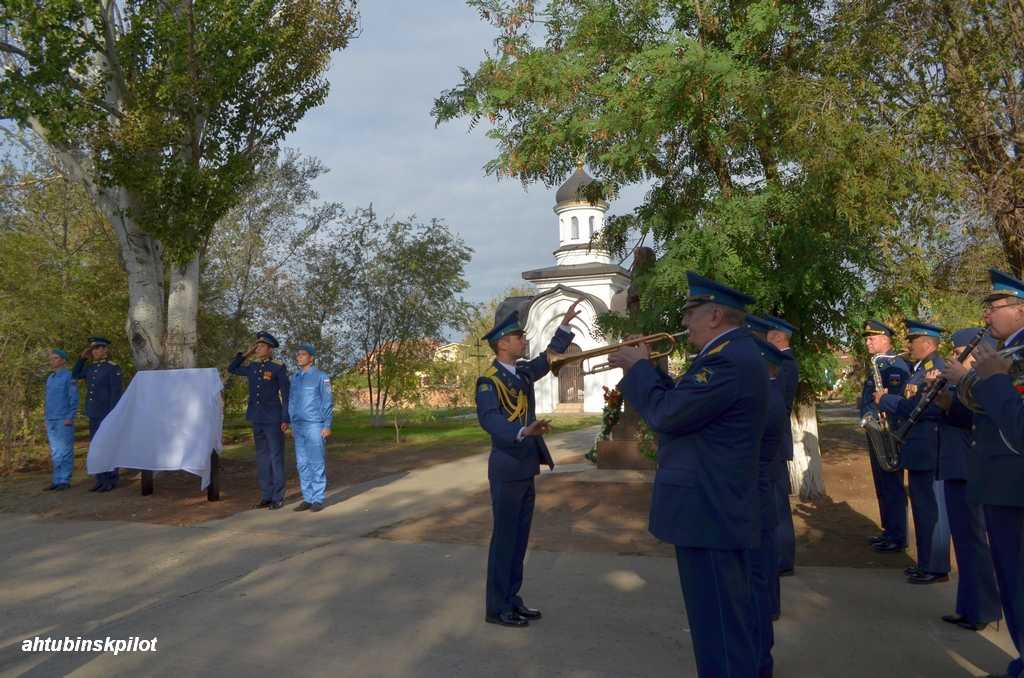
[608,335,652,373]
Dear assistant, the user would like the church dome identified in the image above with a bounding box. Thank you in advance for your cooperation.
[555,165,598,206]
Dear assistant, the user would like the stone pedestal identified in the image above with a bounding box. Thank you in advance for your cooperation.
[596,402,655,470]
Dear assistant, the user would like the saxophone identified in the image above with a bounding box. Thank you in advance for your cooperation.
[861,353,902,472]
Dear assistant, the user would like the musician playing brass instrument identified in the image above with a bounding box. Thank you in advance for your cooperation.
[859,320,911,553]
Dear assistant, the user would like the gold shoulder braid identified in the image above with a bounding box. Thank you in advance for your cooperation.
[482,375,528,424]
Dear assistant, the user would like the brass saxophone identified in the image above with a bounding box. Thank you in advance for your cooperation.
[861,353,903,472]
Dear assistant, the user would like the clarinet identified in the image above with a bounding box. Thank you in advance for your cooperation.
[891,328,989,443]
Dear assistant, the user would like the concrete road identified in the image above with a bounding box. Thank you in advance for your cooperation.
[0,427,1016,677]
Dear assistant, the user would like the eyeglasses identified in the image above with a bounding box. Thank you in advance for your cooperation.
[984,301,1023,313]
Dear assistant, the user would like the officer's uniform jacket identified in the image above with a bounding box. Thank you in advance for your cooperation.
[228,354,291,424]
[475,327,573,482]
[71,358,123,420]
[619,327,769,550]
[965,329,1024,507]
[777,348,799,461]
[289,366,334,426]
[45,367,79,421]
[859,355,911,419]
[938,383,973,481]
[879,352,946,470]
[760,379,787,530]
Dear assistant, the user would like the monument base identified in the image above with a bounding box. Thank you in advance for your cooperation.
[596,440,655,470]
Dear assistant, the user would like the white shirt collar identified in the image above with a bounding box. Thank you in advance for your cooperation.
[497,360,517,375]
[698,327,741,357]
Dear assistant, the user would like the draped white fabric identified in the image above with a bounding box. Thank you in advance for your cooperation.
[86,368,224,489]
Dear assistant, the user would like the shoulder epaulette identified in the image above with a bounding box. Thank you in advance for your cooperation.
[706,340,729,356]
[484,366,497,377]
[271,359,283,365]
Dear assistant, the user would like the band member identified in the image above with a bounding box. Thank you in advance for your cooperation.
[942,269,1024,678]
[477,302,579,628]
[860,320,911,552]
[229,331,290,510]
[935,328,1001,631]
[43,348,78,491]
[288,342,333,513]
[751,336,793,674]
[610,273,767,678]
[72,337,123,492]
[876,320,951,584]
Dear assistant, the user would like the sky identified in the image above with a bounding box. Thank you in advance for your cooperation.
[284,0,648,306]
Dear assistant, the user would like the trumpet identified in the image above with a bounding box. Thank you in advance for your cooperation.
[957,344,1024,413]
[548,330,689,376]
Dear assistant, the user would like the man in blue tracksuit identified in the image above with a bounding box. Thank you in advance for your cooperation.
[288,342,333,512]
[476,301,579,628]
[611,273,767,678]
[72,337,123,492]
[228,331,290,509]
[878,319,951,584]
[942,269,1024,678]
[44,348,78,491]
[935,328,1001,632]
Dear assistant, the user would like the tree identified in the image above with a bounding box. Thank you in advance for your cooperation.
[0,1,358,368]
[435,0,953,498]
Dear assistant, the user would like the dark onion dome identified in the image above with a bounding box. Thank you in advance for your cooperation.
[555,164,603,206]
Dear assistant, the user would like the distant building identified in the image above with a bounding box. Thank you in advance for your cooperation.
[497,165,630,414]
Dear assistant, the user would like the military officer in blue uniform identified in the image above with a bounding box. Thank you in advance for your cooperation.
[860,320,911,552]
[288,342,333,513]
[610,273,768,678]
[229,331,290,509]
[72,337,123,492]
[877,320,951,583]
[942,269,1024,678]
[934,328,1001,632]
[751,337,791,676]
[44,348,79,491]
[476,302,579,628]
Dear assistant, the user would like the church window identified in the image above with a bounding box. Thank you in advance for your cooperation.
[571,216,579,239]
[588,215,595,236]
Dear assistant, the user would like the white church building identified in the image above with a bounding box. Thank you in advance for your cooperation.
[496,165,631,414]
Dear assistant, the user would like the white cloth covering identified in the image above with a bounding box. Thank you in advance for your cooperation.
[87,368,224,489]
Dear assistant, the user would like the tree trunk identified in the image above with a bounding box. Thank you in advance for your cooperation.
[788,400,826,500]
[165,257,201,368]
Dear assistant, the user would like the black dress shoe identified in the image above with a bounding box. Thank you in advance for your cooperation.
[293,502,311,512]
[907,571,949,585]
[942,614,966,625]
[269,501,284,510]
[254,499,273,509]
[873,540,906,553]
[43,483,58,491]
[515,605,542,620]
[310,503,324,512]
[485,611,528,627]
[956,620,988,631]
[97,484,113,493]
[868,534,887,545]
[905,566,922,577]
[89,482,102,492]
[54,483,70,491]
[779,568,795,577]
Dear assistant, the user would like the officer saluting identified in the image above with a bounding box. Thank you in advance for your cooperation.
[609,272,767,678]
[72,337,123,492]
[229,332,290,510]
[860,320,911,552]
[477,301,579,628]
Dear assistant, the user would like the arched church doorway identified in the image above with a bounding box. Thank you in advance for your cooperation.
[558,343,584,405]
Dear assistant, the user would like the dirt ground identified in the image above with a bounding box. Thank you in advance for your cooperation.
[372,411,920,570]
[0,438,489,526]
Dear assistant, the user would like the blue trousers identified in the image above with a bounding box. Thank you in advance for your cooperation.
[867,435,908,543]
[751,529,777,677]
[985,505,1024,678]
[944,480,1001,624]
[907,470,950,574]
[45,419,75,485]
[293,422,327,504]
[486,477,534,616]
[89,417,117,487]
[773,462,795,573]
[675,546,757,678]
[252,423,286,503]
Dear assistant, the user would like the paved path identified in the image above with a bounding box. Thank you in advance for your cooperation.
[0,426,1017,677]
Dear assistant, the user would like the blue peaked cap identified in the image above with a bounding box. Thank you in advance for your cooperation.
[484,310,524,343]
[51,348,68,360]
[905,319,944,339]
[684,272,755,311]
[296,342,317,357]
[255,331,279,348]
[746,315,774,335]
[762,314,796,335]
[862,319,895,337]
[753,337,792,367]
[87,336,111,347]
[951,327,996,349]
[986,269,1024,302]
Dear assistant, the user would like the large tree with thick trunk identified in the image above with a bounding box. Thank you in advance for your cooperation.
[0,0,358,368]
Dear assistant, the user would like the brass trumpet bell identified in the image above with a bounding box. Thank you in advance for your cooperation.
[547,331,688,376]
